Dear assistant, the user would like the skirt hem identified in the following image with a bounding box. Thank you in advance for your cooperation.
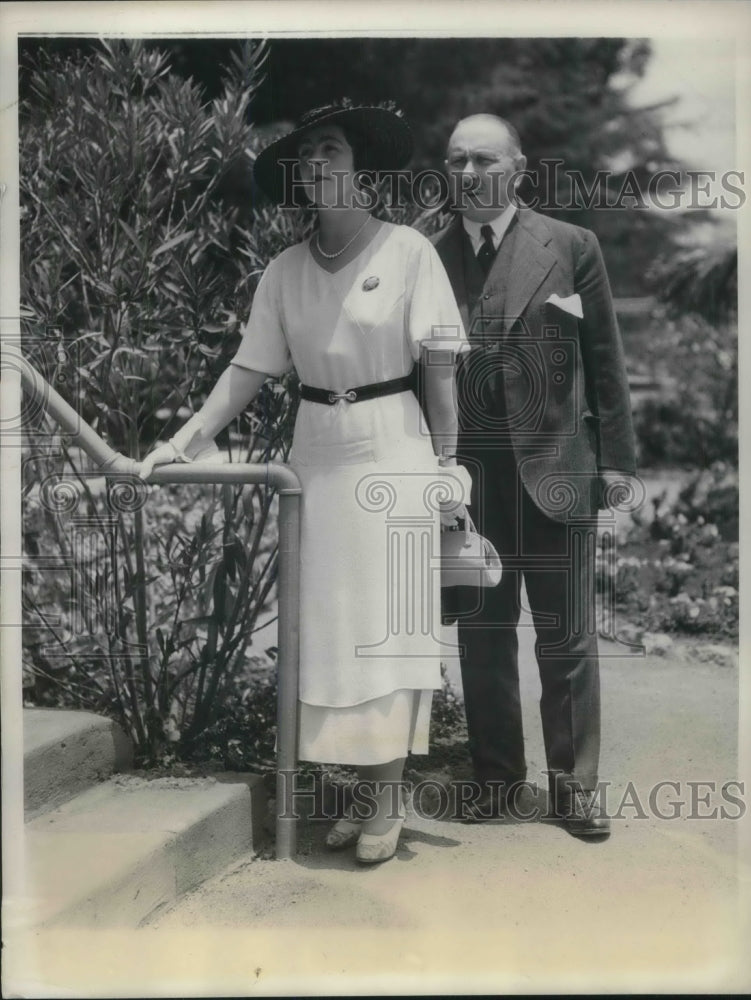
[298,688,433,767]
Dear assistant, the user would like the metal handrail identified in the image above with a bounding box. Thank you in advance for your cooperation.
[19,357,301,860]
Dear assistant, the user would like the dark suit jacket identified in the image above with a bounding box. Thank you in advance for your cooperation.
[432,208,636,520]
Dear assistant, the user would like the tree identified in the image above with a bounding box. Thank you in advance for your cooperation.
[651,243,737,323]
[19,35,702,293]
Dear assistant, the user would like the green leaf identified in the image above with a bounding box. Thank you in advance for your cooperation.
[152,231,195,258]
[118,218,145,256]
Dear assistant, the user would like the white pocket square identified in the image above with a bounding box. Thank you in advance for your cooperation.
[545,292,583,319]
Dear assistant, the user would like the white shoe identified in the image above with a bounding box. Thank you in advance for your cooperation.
[325,813,363,851]
[355,811,406,865]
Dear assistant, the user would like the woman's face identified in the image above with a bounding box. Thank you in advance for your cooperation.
[296,124,356,208]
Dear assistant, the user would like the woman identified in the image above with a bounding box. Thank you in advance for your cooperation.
[140,100,470,863]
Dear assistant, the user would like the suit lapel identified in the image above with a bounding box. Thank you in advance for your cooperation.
[501,210,557,329]
[438,209,558,336]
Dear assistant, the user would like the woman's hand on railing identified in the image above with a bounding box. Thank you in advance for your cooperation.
[138,442,180,480]
[138,439,224,480]
[138,413,223,480]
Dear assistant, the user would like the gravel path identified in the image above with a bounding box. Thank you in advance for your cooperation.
[142,635,749,995]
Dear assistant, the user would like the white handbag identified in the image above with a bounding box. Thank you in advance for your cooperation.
[441,515,502,589]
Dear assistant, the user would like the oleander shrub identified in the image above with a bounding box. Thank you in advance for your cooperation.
[19,39,307,762]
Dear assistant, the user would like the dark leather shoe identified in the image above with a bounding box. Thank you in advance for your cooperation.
[459,781,540,823]
[555,789,611,838]
[460,784,507,823]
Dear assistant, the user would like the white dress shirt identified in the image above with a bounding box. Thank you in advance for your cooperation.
[462,203,518,255]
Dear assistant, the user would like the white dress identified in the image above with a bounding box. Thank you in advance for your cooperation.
[232,222,468,765]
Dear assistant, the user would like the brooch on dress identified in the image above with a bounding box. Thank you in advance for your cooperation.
[362,275,380,292]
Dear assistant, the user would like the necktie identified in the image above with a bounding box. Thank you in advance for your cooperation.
[476,224,496,276]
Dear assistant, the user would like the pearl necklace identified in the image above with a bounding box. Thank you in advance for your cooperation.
[316,215,371,260]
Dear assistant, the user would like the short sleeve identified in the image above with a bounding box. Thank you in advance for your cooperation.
[231,257,293,376]
[406,236,468,362]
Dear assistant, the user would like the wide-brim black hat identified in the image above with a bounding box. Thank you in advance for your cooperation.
[253,99,413,205]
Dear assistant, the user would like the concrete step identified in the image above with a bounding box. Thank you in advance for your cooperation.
[25,771,266,928]
[24,708,133,818]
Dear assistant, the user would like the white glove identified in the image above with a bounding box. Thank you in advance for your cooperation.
[138,413,223,480]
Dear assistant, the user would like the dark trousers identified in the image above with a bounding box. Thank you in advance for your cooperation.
[448,448,601,800]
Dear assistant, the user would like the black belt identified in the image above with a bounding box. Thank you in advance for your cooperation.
[299,369,416,405]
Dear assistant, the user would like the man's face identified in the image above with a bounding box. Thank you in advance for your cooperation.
[446,118,526,222]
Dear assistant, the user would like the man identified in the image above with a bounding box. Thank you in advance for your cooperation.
[433,114,636,837]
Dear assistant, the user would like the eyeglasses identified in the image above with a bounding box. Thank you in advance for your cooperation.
[444,151,509,171]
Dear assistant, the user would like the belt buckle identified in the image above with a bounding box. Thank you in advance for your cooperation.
[328,389,357,403]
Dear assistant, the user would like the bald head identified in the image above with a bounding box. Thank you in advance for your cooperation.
[449,114,523,158]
